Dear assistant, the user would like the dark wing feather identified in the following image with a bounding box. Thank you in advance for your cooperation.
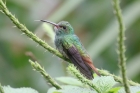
[62,45,93,79]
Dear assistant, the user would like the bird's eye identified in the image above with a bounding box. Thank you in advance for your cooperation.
[60,26,66,30]
[63,26,66,29]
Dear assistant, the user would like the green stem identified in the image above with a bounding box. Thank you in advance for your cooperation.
[29,60,62,89]
[113,0,130,93]
[98,69,140,86]
[67,64,101,93]
[0,83,4,93]
[0,0,69,62]
[0,0,139,87]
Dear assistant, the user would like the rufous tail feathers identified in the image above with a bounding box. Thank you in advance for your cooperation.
[82,56,100,76]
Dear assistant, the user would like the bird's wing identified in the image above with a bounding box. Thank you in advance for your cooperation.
[62,41,93,79]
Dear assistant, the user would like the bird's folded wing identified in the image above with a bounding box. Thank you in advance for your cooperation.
[62,42,93,79]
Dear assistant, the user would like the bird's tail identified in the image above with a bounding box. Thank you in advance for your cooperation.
[82,56,100,76]
[89,63,100,76]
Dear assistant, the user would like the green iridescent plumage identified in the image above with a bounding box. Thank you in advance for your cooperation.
[39,20,100,79]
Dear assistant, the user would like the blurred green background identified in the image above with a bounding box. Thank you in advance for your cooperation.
[0,0,140,92]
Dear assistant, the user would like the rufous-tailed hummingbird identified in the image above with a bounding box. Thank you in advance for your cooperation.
[38,20,100,79]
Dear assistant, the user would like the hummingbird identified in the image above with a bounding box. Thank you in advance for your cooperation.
[38,20,100,79]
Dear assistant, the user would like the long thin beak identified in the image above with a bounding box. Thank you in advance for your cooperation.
[35,20,59,27]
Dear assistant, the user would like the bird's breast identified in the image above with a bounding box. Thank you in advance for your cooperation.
[54,36,65,54]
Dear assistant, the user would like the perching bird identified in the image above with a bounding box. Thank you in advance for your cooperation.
[38,20,100,79]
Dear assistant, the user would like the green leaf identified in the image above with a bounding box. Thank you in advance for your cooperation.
[107,87,121,93]
[47,85,96,93]
[3,86,38,93]
[55,77,83,87]
[92,76,116,93]
[118,86,140,93]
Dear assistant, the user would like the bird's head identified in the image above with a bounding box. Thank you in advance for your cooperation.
[38,20,74,36]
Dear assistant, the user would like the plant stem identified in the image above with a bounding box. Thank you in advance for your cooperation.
[97,69,140,86]
[0,0,139,87]
[0,0,69,62]
[0,83,4,93]
[113,0,130,93]
[67,64,101,93]
[29,60,62,89]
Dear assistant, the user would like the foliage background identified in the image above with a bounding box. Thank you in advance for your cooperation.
[0,0,140,92]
